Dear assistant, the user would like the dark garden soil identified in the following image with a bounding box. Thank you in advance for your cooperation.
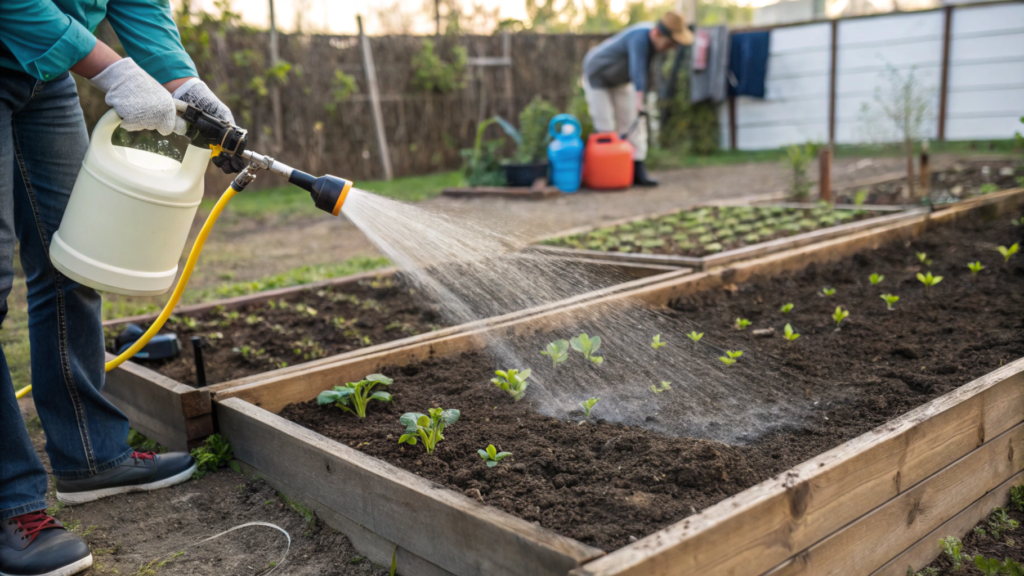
[917,500,1024,575]
[541,204,883,258]
[835,159,1023,206]
[109,274,447,386]
[282,213,1024,552]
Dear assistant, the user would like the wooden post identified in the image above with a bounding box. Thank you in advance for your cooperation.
[358,15,393,181]
[938,6,953,141]
[819,147,833,202]
[268,0,283,153]
[920,139,930,196]
[503,32,515,120]
[728,96,737,151]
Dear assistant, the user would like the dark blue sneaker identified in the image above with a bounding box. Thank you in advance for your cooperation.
[0,511,92,576]
[55,451,196,505]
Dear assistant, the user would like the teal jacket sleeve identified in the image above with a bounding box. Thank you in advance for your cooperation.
[0,0,97,81]
[105,0,198,84]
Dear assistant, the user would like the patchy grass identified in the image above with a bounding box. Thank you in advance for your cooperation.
[201,170,462,218]
[186,256,391,301]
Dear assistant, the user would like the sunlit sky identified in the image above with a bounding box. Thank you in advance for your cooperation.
[182,0,777,36]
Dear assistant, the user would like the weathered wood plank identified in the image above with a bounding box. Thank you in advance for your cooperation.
[570,359,1024,576]
[872,470,1024,576]
[217,398,605,576]
[762,421,1024,576]
[235,461,455,576]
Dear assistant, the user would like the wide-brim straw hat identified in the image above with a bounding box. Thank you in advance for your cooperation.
[660,10,696,46]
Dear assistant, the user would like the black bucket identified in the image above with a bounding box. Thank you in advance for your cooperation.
[502,163,549,187]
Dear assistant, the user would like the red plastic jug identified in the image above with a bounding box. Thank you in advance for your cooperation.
[583,132,634,190]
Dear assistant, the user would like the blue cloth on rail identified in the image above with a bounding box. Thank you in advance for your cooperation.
[728,31,770,98]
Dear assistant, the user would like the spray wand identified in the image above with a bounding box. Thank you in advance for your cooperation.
[15,103,354,399]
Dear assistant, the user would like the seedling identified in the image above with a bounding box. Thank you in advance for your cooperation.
[650,381,672,394]
[1012,217,1023,226]
[987,506,1019,539]
[735,318,752,330]
[997,242,1019,263]
[821,287,836,297]
[317,373,394,418]
[491,369,531,401]
[719,350,743,366]
[541,339,569,367]
[968,261,985,275]
[975,555,1001,576]
[916,271,943,292]
[1010,483,1024,512]
[938,536,962,571]
[687,331,704,343]
[832,306,850,328]
[780,303,794,314]
[916,252,932,266]
[651,334,666,349]
[869,273,884,285]
[581,397,600,418]
[880,294,899,310]
[477,444,512,467]
[783,323,800,342]
[399,408,459,455]
[570,333,604,364]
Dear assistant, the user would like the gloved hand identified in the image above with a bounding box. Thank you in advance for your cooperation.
[89,59,186,136]
[173,79,247,174]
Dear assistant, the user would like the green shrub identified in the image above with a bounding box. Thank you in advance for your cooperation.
[515,97,558,164]
[411,39,467,94]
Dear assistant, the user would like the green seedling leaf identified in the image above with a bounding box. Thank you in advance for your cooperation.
[650,381,672,394]
[832,306,850,328]
[734,318,752,330]
[570,333,604,364]
[478,444,512,467]
[581,397,600,418]
[1010,484,1024,512]
[317,373,394,418]
[780,303,794,313]
[541,339,569,367]
[916,252,932,266]
[916,271,943,292]
[821,287,836,297]
[880,294,899,310]
[719,356,737,367]
[974,555,1002,576]
[687,331,704,343]
[726,350,743,359]
[651,334,666,349]
[783,323,800,342]
[399,407,459,454]
[869,273,884,285]
[968,261,985,275]
[491,369,531,401]
[997,242,1019,263]
[939,536,963,571]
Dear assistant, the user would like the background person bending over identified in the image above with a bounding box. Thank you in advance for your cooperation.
[0,1,237,574]
[582,10,694,187]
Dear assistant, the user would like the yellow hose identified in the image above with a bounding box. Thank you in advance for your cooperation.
[14,184,238,400]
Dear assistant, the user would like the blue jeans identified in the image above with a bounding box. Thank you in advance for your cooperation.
[0,70,132,520]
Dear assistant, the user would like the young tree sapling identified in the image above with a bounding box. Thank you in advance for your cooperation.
[822,287,836,297]
[968,261,985,275]
[783,323,800,342]
[478,444,512,467]
[651,334,666,349]
[916,271,943,292]
[880,294,899,310]
[735,318,752,330]
[869,273,884,285]
[491,369,531,401]
[780,303,794,314]
[581,397,600,418]
[687,331,704,343]
[997,243,1019,263]
[541,339,569,367]
[570,333,604,364]
[832,306,850,328]
[317,373,394,418]
[398,408,460,455]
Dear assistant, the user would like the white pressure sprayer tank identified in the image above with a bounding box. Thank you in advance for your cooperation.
[49,109,210,296]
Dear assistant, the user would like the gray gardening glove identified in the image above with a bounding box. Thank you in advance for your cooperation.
[173,78,246,174]
[89,58,186,136]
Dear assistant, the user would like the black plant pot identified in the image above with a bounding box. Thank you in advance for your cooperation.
[502,162,549,187]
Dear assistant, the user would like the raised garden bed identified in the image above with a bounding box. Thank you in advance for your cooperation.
[101,262,690,451]
[834,159,1023,207]
[534,202,927,270]
[214,188,1024,576]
